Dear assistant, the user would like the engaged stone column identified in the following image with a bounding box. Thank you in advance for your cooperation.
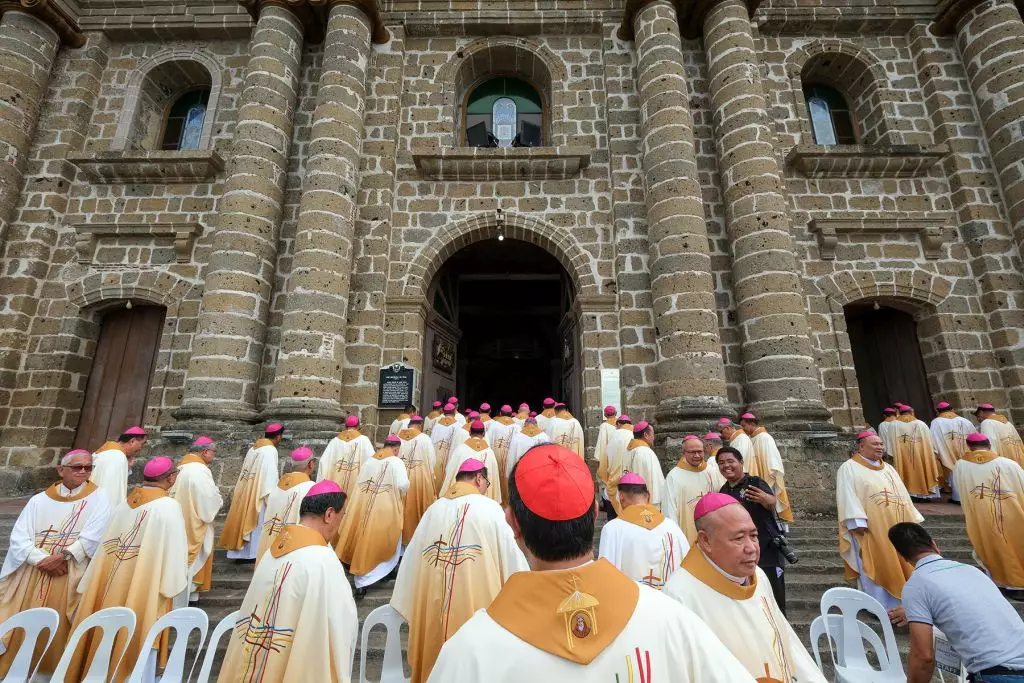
[176,5,304,426]
[631,1,730,430]
[0,11,59,242]
[701,0,830,426]
[265,2,373,430]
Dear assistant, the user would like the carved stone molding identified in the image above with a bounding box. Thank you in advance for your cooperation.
[787,144,948,178]
[68,150,225,184]
[412,146,591,181]
[384,295,428,319]
[0,0,84,47]
[74,222,203,264]
[808,212,953,260]
[238,0,388,43]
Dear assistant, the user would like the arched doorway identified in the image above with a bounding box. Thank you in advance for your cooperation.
[421,238,580,412]
[845,301,934,428]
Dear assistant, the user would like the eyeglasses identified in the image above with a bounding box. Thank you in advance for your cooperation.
[63,465,93,472]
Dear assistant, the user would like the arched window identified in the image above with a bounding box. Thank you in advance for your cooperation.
[804,84,857,146]
[465,77,543,148]
[161,89,211,151]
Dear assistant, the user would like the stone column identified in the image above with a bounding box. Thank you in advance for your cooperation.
[175,4,304,426]
[937,0,1024,416]
[265,2,373,431]
[701,0,830,426]
[0,11,59,243]
[631,1,731,431]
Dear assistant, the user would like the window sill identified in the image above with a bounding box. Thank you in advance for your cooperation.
[68,149,224,184]
[73,221,202,264]
[808,211,952,260]
[412,146,591,181]
[786,144,948,178]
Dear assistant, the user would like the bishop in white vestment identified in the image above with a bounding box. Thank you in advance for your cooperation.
[388,406,413,437]
[430,405,462,492]
[977,403,1024,467]
[318,415,375,494]
[877,407,899,456]
[664,493,826,683]
[484,406,518,502]
[392,459,527,683]
[219,481,358,682]
[90,425,148,508]
[930,401,976,502]
[220,423,283,560]
[594,406,618,505]
[549,403,585,460]
[429,445,754,682]
[424,401,443,435]
[256,446,317,562]
[441,421,501,504]
[0,450,110,677]
[603,416,634,515]
[891,406,941,499]
[663,435,726,543]
[621,421,666,510]
[535,398,557,436]
[169,437,223,600]
[598,473,689,590]
[70,457,189,683]
[718,418,752,462]
[398,416,437,545]
[740,413,793,523]
[505,416,551,478]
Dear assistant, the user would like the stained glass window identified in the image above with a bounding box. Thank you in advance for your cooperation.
[466,77,543,148]
[804,84,857,146]
[162,89,210,151]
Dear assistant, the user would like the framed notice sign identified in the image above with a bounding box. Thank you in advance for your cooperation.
[378,363,415,409]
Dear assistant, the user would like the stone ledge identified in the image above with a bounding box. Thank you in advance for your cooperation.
[73,221,202,264]
[68,149,224,184]
[808,211,953,260]
[787,144,948,178]
[412,147,591,181]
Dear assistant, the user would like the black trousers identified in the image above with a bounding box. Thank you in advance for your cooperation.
[602,498,617,520]
[762,565,786,615]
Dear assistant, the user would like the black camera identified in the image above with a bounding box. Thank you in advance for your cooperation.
[772,534,799,565]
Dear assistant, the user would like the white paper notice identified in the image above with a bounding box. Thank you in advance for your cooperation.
[601,369,621,414]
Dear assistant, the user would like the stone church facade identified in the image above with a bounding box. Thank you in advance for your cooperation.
[0,0,1022,509]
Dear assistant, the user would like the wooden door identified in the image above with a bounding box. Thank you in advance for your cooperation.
[846,304,934,429]
[73,305,165,449]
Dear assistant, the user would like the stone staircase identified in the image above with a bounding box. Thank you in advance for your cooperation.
[0,496,1019,680]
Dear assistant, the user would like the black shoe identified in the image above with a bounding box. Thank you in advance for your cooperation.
[354,587,367,600]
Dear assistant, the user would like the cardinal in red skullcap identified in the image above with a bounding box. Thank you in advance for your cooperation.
[220,479,357,682]
[335,435,409,597]
[663,491,826,683]
[392,456,528,683]
[429,444,753,682]
[439,420,501,505]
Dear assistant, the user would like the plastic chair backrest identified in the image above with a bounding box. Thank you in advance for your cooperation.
[811,613,889,670]
[0,607,59,683]
[50,606,136,683]
[126,607,208,683]
[359,605,409,683]
[192,610,239,683]
[820,587,904,681]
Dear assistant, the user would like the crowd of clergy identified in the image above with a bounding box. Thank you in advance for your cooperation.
[0,395,1021,682]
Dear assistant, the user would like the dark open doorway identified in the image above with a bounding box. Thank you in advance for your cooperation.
[845,301,934,429]
[422,239,579,412]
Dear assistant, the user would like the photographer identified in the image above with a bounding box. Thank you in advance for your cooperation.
[716,446,791,613]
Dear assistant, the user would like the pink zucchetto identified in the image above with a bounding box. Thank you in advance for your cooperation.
[618,414,632,423]
[682,434,701,442]
[740,412,756,421]
[458,458,486,474]
[123,426,147,436]
[143,456,175,479]
[480,403,491,412]
[519,403,530,410]
[444,404,456,412]
[525,416,538,424]
[470,420,485,432]
[450,396,460,404]
[500,405,513,414]
[432,400,442,408]
[345,415,360,428]
[265,423,283,433]
[899,405,914,413]
[703,432,722,441]
[633,420,650,435]
[193,436,215,447]
[409,415,424,424]
[936,401,951,411]
[65,449,91,458]
[543,398,556,407]
[976,403,995,412]
[966,432,990,445]
[305,480,343,497]
[384,435,401,447]
[882,407,897,415]
[529,411,538,418]
[618,472,646,486]
[855,430,875,441]
[290,446,314,462]
[717,417,732,426]
[604,406,617,416]
[693,492,740,521]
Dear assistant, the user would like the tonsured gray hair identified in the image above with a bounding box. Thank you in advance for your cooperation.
[187,443,213,453]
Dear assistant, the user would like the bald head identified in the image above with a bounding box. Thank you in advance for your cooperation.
[682,436,704,467]
[857,434,885,462]
[695,502,760,579]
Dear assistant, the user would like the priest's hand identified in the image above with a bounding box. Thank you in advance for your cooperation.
[888,607,908,628]
[743,486,776,510]
[36,554,68,577]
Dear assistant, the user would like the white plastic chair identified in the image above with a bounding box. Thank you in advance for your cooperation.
[50,606,136,683]
[809,613,889,671]
[125,607,208,683]
[0,607,59,683]
[820,587,905,682]
[359,605,409,683]
[192,610,239,683]
[933,628,968,683]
